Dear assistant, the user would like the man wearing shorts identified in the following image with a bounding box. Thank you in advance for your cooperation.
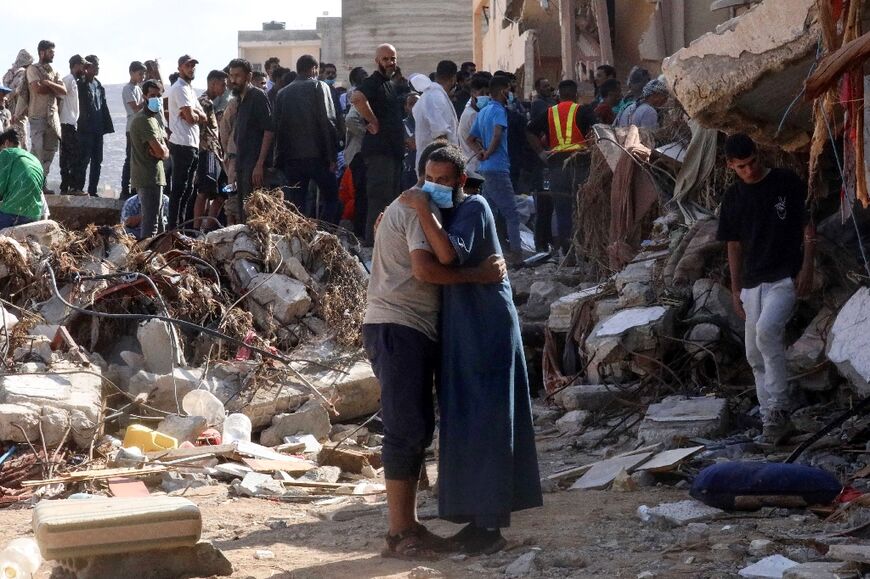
[193,69,228,231]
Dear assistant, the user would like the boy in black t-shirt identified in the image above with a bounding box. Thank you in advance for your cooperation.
[717,133,816,445]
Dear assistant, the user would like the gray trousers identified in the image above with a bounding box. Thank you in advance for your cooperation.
[740,277,796,423]
[29,118,59,177]
[139,186,165,239]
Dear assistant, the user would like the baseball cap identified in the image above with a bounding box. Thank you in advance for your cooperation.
[178,55,199,67]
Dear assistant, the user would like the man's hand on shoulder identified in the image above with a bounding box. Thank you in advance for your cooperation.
[399,188,429,212]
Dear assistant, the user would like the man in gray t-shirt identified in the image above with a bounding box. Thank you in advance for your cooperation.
[121,61,146,199]
[362,144,506,557]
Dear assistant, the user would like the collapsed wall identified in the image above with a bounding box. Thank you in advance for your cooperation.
[662,0,819,150]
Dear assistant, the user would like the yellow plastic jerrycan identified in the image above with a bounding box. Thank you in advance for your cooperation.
[122,424,178,452]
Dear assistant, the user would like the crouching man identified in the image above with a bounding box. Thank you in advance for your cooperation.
[717,133,816,445]
[0,128,46,228]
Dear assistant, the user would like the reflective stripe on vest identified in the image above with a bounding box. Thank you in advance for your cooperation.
[549,103,585,153]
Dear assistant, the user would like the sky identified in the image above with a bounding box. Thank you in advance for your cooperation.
[5,0,342,87]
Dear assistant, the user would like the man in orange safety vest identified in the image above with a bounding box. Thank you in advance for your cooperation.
[526,79,595,254]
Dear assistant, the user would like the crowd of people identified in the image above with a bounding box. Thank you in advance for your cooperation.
[0,40,673,249]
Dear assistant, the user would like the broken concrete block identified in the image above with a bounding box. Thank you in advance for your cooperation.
[0,219,65,249]
[0,365,102,447]
[684,323,722,360]
[739,555,799,579]
[204,224,250,263]
[553,384,619,412]
[689,279,744,336]
[60,542,233,579]
[157,415,209,444]
[505,550,539,577]
[524,280,574,320]
[127,368,207,413]
[318,443,382,474]
[234,472,287,497]
[828,288,870,396]
[662,0,818,150]
[584,306,674,383]
[210,361,306,430]
[246,273,312,326]
[308,360,380,421]
[782,562,858,579]
[232,230,261,261]
[638,396,728,447]
[547,285,606,333]
[638,500,725,527]
[828,544,870,564]
[0,403,40,442]
[591,306,673,350]
[13,335,53,364]
[555,410,589,433]
[572,453,654,491]
[615,259,656,291]
[260,400,331,447]
[137,319,186,375]
[787,307,834,374]
[618,282,654,308]
[300,465,341,483]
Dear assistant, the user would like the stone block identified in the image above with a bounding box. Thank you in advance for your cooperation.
[0,219,65,248]
[524,280,574,320]
[787,307,834,373]
[246,273,312,326]
[43,196,124,229]
[13,335,53,364]
[204,224,250,263]
[638,396,728,447]
[0,403,40,442]
[554,384,619,412]
[309,360,380,421]
[783,562,858,579]
[618,282,654,308]
[555,410,589,433]
[547,285,606,333]
[0,366,102,447]
[828,544,870,564]
[585,306,674,383]
[639,499,725,527]
[828,288,870,395]
[260,400,331,447]
[689,279,744,336]
[137,319,186,375]
[615,259,656,291]
[127,368,207,413]
[739,555,799,578]
[684,323,722,360]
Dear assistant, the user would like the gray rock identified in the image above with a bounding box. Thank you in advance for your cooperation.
[505,550,539,577]
[615,258,656,291]
[555,410,589,433]
[260,400,331,446]
[619,282,655,308]
[828,543,870,563]
[137,319,186,374]
[64,542,233,579]
[554,384,620,412]
[749,539,775,556]
[738,555,798,578]
[639,500,725,527]
[300,466,342,483]
[782,562,859,579]
[246,273,312,326]
[689,279,744,335]
[828,288,870,395]
[548,285,607,332]
[525,280,573,320]
[638,395,728,447]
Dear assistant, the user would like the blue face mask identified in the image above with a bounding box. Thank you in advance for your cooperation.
[146,97,162,113]
[421,181,454,209]
[324,78,335,86]
[475,95,491,110]
[508,92,516,105]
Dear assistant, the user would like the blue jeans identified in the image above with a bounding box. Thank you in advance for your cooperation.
[0,212,35,229]
[481,170,522,253]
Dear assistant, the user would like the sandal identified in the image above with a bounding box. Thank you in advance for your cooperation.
[381,527,439,561]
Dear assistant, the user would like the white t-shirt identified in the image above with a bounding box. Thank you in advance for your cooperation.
[58,74,79,126]
[412,83,458,171]
[458,102,480,173]
[167,78,202,148]
[122,82,143,133]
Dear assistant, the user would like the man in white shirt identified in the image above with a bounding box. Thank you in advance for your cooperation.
[121,61,146,200]
[58,54,86,194]
[412,60,459,172]
[458,72,491,175]
[167,54,205,229]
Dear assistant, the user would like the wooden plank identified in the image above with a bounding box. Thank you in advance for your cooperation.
[569,452,654,491]
[241,458,316,475]
[23,466,168,487]
[806,31,870,99]
[146,444,236,461]
[635,446,704,473]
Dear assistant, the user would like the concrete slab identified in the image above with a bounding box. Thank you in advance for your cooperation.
[828,544,870,564]
[636,446,705,472]
[548,285,607,333]
[739,555,799,578]
[782,562,858,579]
[44,195,124,229]
[827,288,870,396]
[570,452,654,491]
[640,499,725,527]
[260,400,332,447]
[638,396,728,447]
[246,273,312,326]
[554,384,620,412]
